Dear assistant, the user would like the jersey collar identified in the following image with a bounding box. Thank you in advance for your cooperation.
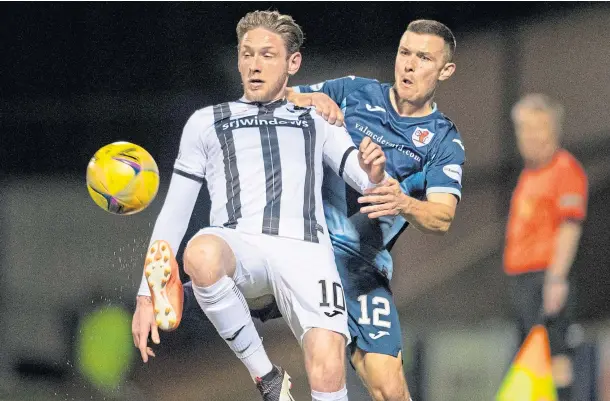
[382,84,440,124]
[237,97,287,109]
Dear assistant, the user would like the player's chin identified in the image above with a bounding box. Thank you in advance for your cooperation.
[395,85,416,101]
[245,88,269,103]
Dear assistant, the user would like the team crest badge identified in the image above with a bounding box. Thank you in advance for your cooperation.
[412,127,434,147]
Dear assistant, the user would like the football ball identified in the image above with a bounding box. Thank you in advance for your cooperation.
[86,141,159,215]
[86,142,159,215]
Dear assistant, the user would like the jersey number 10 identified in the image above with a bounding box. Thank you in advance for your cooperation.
[318,280,346,312]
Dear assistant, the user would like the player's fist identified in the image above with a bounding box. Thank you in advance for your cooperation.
[358,136,386,184]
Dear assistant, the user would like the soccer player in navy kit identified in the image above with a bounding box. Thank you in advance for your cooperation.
[286,20,465,401]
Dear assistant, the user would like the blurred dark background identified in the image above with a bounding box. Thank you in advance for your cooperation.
[1,2,610,401]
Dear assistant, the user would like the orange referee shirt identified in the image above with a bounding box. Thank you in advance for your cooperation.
[504,149,588,275]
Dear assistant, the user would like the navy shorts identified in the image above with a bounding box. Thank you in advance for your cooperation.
[335,252,403,358]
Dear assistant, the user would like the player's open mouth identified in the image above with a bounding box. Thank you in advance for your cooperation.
[401,78,413,86]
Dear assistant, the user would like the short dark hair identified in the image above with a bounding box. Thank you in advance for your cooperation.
[407,19,456,62]
[236,10,304,55]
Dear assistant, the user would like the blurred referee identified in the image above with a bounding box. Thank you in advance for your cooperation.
[503,94,588,401]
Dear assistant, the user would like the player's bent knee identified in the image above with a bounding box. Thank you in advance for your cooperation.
[307,358,345,392]
[303,328,346,392]
[184,234,235,286]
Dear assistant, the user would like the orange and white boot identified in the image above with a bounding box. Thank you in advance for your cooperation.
[144,240,183,331]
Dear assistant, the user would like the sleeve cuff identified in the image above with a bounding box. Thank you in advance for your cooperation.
[426,186,462,200]
[559,210,586,222]
[137,276,151,297]
[363,171,391,191]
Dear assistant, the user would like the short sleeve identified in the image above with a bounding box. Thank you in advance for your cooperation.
[557,161,588,221]
[425,130,466,200]
[173,108,213,181]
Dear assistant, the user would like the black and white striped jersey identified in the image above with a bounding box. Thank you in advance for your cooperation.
[137,97,380,296]
[175,98,377,242]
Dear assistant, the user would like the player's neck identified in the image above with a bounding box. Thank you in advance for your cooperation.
[390,87,434,118]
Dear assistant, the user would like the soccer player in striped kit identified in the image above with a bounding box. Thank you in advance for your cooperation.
[132,10,389,401]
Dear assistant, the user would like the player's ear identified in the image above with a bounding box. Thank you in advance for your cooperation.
[287,51,302,76]
[438,62,456,81]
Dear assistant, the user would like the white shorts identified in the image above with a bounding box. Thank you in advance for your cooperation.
[189,226,350,346]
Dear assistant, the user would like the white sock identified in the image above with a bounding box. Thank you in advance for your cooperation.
[311,386,348,401]
[193,276,273,379]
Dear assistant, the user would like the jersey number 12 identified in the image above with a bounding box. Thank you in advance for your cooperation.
[357,295,391,328]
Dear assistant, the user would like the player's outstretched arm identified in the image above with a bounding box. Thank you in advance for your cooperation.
[132,171,202,362]
[132,108,210,362]
[358,179,457,235]
[359,129,465,233]
[286,88,344,126]
[288,75,377,126]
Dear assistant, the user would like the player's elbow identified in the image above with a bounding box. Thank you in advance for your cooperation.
[431,223,450,236]
[428,216,454,236]
[418,224,448,236]
[426,203,456,236]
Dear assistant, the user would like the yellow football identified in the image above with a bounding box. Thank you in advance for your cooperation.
[86,142,159,215]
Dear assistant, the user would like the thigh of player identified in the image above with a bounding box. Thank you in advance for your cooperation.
[188,227,273,300]
[260,234,350,346]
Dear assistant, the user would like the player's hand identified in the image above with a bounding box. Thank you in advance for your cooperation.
[543,278,569,317]
[311,93,344,126]
[132,295,160,363]
[358,177,408,219]
[286,89,344,126]
[358,136,386,184]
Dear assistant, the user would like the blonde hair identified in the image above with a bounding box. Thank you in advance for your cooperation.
[236,10,304,55]
[512,93,565,136]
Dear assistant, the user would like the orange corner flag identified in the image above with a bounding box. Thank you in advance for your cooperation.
[496,325,558,401]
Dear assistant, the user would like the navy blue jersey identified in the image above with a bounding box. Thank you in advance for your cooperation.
[295,76,465,279]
